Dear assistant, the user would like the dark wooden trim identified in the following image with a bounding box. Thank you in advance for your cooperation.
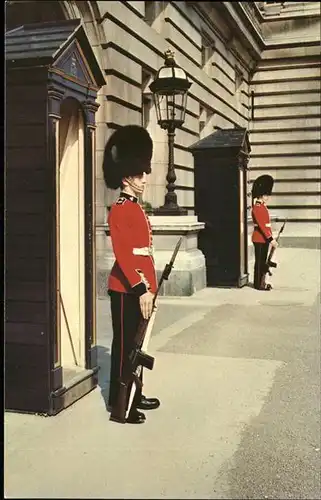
[84,125,94,368]
[47,115,59,377]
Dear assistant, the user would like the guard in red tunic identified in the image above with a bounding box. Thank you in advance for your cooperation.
[251,175,278,290]
[102,125,160,424]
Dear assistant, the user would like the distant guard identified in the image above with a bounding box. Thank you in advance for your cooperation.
[251,174,278,291]
[102,125,160,424]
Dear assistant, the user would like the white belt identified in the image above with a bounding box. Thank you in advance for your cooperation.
[133,246,154,257]
[254,223,271,228]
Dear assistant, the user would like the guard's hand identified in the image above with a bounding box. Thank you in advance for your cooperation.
[271,239,278,248]
[139,291,154,319]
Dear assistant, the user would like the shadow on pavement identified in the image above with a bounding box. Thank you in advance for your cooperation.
[96,344,111,411]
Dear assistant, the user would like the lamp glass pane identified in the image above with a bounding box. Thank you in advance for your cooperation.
[157,93,168,122]
[174,68,187,79]
[158,67,173,79]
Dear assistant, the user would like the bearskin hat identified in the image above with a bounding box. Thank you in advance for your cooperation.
[251,174,274,200]
[102,125,153,190]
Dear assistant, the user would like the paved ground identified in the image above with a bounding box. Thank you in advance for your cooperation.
[4,247,321,499]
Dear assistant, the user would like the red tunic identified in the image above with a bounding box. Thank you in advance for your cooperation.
[251,201,273,244]
[108,192,157,296]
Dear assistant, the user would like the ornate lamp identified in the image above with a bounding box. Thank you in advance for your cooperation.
[149,49,192,215]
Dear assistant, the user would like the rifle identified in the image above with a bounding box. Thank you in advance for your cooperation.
[260,219,287,289]
[264,219,287,276]
[110,236,183,424]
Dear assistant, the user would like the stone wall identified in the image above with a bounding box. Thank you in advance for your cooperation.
[91,1,258,270]
[249,1,321,222]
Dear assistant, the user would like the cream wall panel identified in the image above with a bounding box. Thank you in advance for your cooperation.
[176,168,195,188]
[251,79,320,93]
[106,75,141,108]
[261,45,321,60]
[252,66,321,82]
[189,78,248,126]
[174,147,194,168]
[171,1,201,32]
[126,0,145,17]
[177,189,194,208]
[186,96,200,117]
[102,18,163,69]
[163,21,201,66]
[175,128,199,150]
[267,207,321,219]
[211,64,235,96]
[272,181,321,193]
[212,50,236,82]
[254,104,320,119]
[164,3,202,49]
[254,92,321,106]
[252,142,320,155]
[183,113,201,136]
[250,130,321,143]
[250,117,321,131]
[106,47,142,84]
[248,168,321,181]
[101,1,167,53]
[250,155,320,167]
[214,114,235,129]
[106,101,141,126]
[95,148,105,180]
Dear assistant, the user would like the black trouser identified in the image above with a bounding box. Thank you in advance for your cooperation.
[108,291,143,412]
[253,242,269,289]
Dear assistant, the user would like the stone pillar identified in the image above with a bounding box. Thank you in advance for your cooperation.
[96,215,206,297]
